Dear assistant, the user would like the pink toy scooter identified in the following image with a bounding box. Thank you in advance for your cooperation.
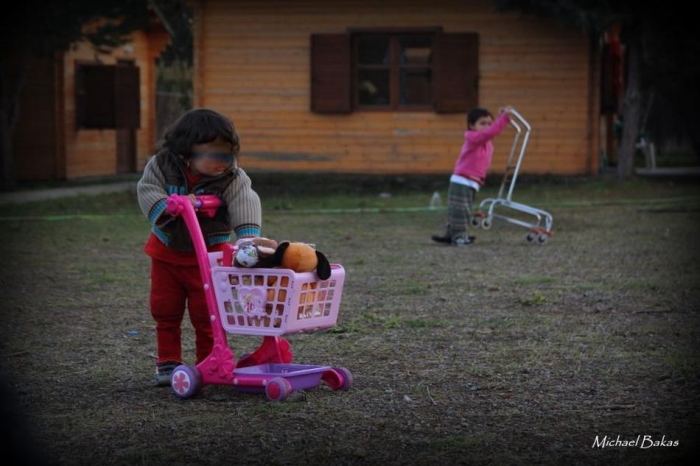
[164,194,352,401]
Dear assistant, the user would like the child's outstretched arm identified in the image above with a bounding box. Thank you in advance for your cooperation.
[466,109,512,146]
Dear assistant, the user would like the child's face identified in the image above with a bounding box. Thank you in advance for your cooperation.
[469,115,493,131]
[188,137,234,177]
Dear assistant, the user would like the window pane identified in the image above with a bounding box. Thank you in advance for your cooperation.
[358,35,390,65]
[400,68,432,105]
[400,36,432,65]
[358,70,390,106]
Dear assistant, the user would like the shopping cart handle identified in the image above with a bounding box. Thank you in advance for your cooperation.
[508,109,531,132]
[194,195,222,218]
[166,194,222,218]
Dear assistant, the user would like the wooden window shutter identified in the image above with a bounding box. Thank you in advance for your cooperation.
[310,33,351,113]
[77,64,116,128]
[433,33,479,113]
[115,64,141,128]
[76,63,141,129]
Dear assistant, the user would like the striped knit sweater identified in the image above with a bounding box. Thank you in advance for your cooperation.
[137,153,261,252]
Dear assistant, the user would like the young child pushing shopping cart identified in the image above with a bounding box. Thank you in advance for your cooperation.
[137,108,262,387]
[432,105,513,246]
[432,106,554,245]
[137,109,351,401]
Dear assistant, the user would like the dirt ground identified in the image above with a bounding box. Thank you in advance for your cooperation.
[1,176,699,466]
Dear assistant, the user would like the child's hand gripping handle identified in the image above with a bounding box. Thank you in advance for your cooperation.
[193,195,222,218]
[166,194,222,217]
[506,108,530,132]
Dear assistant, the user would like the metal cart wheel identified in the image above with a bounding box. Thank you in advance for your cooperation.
[526,232,536,243]
[171,364,202,399]
[470,217,481,228]
[537,234,548,244]
[481,218,492,230]
[265,377,293,402]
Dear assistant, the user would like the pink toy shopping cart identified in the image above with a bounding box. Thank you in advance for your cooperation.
[164,194,352,402]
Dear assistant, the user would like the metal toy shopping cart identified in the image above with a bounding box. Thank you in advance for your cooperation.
[164,194,352,402]
[471,109,555,244]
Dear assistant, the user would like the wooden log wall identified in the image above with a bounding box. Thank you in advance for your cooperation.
[192,0,600,176]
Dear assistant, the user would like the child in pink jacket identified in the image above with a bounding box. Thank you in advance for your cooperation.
[432,105,513,246]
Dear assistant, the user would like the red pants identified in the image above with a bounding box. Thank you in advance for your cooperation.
[149,258,213,364]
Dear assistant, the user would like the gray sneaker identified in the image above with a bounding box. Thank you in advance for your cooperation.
[154,361,180,387]
[451,235,475,246]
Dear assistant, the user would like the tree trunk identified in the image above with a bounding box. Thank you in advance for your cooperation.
[616,40,641,180]
[678,107,700,159]
[0,53,30,191]
[0,105,13,191]
[0,59,14,190]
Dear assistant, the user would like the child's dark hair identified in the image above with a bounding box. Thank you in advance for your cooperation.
[467,107,493,127]
[162,108,240,158]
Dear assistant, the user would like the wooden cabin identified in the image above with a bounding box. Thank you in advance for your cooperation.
[12,0,603,181]
[12,21,169,181]
[189,0,601,176]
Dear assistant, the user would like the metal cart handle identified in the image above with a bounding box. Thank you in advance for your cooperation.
[508,109,530,132]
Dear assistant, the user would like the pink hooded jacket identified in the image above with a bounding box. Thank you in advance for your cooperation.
[452,112,511,185]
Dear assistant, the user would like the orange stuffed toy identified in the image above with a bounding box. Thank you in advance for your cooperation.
[234,239,332,280]
[272,241,332,280]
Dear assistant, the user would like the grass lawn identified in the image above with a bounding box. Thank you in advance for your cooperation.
[1,173,699,466]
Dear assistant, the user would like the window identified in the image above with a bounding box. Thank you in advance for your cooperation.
[76,62,141,129]
[356,33,433,109]
[311,30,478,114]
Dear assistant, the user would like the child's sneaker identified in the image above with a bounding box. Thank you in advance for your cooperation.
[431,234,452,244]
[451,235,476,246]
[154,361,180,387]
